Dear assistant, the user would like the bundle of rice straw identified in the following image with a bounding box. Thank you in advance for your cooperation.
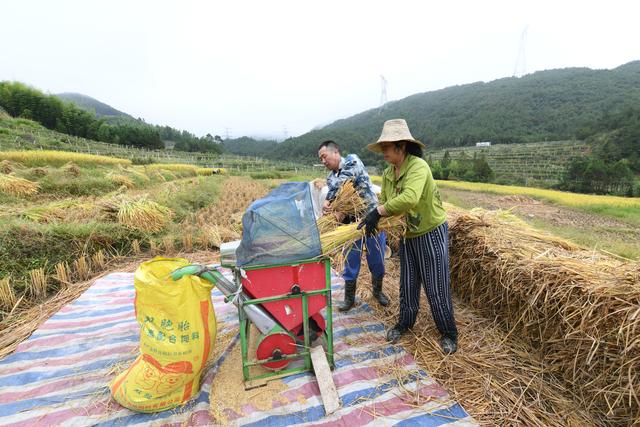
[316,180,366,234]
[327,180,366,217]
[1,160,14,174]
[448,208,640,425]
[62,162,81,177]
[107,173,135,189]
[320,216,405,256]
[116,198,173,233]
[0,173,39,197]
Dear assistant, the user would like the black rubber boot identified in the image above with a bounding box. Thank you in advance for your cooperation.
[338,279,357,312]
[440,336,458,355]
[386,324,407,343]
[372,276,389,307]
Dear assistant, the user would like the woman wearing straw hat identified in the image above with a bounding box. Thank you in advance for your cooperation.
[358,119,458,355]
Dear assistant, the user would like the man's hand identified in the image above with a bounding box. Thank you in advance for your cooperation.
[334,212,346,223]
[322,200,331,215]
[357,208,381,237]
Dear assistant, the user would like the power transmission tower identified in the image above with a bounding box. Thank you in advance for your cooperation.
[380,74,388,106]
[378,74,388,114]
[513,25,528,77]
[224,127,232,140]
[283,125,288,140]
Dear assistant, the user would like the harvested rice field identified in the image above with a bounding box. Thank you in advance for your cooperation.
[1,159,638,426]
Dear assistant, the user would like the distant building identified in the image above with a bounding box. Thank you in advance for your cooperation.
[476,141,492,147]
[163,140,176,150]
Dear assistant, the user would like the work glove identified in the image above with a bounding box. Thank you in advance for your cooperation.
[357,208,381,237]
[342,214,356,224]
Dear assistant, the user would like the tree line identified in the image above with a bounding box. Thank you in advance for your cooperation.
[0,82,222,154]
[559,107,640,196]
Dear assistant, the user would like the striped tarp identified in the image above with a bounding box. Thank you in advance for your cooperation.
[0,269,477,426]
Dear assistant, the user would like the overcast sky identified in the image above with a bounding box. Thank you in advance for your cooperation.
[1,1,639,140]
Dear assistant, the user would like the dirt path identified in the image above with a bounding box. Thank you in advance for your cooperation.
[440,188,640,259]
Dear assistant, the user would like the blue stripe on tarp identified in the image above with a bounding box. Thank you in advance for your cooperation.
[333,323,384,338]
[83,284,133,295]
[0,385,112,414]
[334,345,404,369]
[1,355,137,387]
[31,317,137,338]
[47,305,133,320]
[394,403,469,426]
[0,334,138,364]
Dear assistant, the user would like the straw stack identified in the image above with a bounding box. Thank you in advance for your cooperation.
[448,209,640,425]
[357,261,597,426]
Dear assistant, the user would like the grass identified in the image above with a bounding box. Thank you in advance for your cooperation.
[437,180,640,226]
[527,218,640,260]
[439,185,640,260]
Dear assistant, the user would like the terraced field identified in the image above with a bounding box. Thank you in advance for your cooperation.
[427,140,591,184]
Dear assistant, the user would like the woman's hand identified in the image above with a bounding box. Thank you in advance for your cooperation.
[357,208,381,236]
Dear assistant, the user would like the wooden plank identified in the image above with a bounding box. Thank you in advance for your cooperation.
[310,345,340,415]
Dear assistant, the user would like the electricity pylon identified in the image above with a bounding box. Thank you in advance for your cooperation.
[513,25,528,77]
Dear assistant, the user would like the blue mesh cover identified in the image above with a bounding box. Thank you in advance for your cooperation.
[236,182,321,267]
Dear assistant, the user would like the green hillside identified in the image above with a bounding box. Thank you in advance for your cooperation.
[268,61,640,167]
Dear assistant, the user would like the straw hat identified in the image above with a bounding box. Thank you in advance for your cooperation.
[367,119,425,153]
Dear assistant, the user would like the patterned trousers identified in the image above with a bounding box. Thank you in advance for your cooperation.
[397,221,457,340]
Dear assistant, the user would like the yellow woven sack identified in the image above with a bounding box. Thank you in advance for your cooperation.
[110,257,216,412]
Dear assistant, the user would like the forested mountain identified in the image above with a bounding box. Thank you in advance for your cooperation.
[56,92,131,118]
[0,82,222,154]
[259,61,640,167]
[222,137,279,158]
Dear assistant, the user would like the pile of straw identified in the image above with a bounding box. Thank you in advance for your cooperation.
[62,162,81,177]
[1,160,14,174]
[0,173,39,196]
[116,198,173,233]
[448,209,640,425]
[107,173,135,189]
[357,259,597,426]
